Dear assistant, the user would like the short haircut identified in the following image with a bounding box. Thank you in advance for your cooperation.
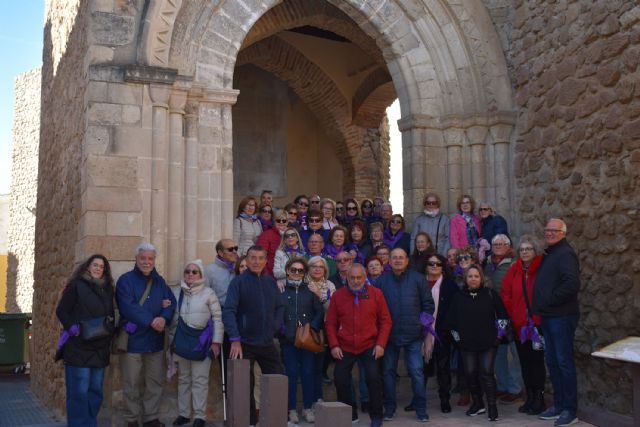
[273,208,288,221]
[491,234,511,246]
[246,245,267,256]
[369,221,384,233]
[549,218,568,233]
[136,242,157,255]
[261,190,272,196]
[518,234,541,255]
[329,225,349,245]
[307,256,329,279]
[365,255,383,268]
[284,202,298,212]
[422,192,441,206]
[375,244,391,254]
[307,209,322,219]
[215,240,225,253]
[237,196,258,217]
[285,256,308,273]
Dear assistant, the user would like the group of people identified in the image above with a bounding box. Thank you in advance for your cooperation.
[54,189,581,427]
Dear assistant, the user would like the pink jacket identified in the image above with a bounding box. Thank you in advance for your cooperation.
[450,214,482,248]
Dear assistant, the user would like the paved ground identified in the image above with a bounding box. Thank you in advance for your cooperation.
[1,371,594,427]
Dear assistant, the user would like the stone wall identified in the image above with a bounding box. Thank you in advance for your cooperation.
[31,0,88,415]
[6,68,41,314]
[507,1,640,418]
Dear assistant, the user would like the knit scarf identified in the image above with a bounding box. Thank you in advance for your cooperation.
[239,212,257,221]
[383,228,405,248]
[217,256,236,273]
[284,245,303,255]
[462,213,479,247]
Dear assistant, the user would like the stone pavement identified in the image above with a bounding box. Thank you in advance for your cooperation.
[1,370,595,427]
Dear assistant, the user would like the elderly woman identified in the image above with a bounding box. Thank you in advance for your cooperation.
[274,227,306,280]
[56,254,115,427]
[366,256,385,286]
[411,192,451,256]
[300,209,329,248]
[170,260,223,427]
[500,235,547,415]
[453,246,479,289]
[321,198,339,230]
[233,196,263,256]
[306,256,337,402]
[445,265,509,422]
[478,201,509,247]
[450,194,482,249]
[410,232,435,275]
[369,221,385,250]
[258,203,274,231]
[350,219,373,260]
[278,258,324,424]
[325,225,362,263]
[257,209,288,277]
[383,214,411,254]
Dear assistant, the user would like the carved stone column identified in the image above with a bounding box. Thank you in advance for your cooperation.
[184,99,199,263]
[466,125,489,204]
[490,123,514,220]
[444,127,465,214]
[167,89,187,283]
[149,84,171,272]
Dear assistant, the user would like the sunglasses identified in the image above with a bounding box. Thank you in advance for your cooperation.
[336,206,344,211]
[362,204,372,209]
[311,200,320,204]
[479,207,492,212]
[390,220,403,225]
[284,233,297,239]
[336,258,351,263]
[308,218,322,223]
[298,202,309,207]
[225,246,239,252]
[184,269,200,275]
[289,267,305,274]
[425,201,438,206]
[261,208,272,213]
[288,211,298,216]
[275,219,288,224]
[457,255,472,262]
[347,206,357,211]
[427,261,443,267]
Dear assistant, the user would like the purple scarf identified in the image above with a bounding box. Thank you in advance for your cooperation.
[194,318,214,354]
[419,312,439,342]
[520,318,543,345]
[383,263,392,273]
[217,256,235,273]
[349,283,369,306]
[284,245,303,255]
[383,228,405,248]
[496,319,510,338]
[259,217,273,231]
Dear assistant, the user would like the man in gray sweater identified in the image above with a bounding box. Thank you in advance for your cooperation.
[410,193,450,256]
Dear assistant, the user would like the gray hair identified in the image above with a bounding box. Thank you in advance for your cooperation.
[136,242,157,255]
[518,234,542,255]
[491,234,511,246]
[349,263,367,276]
[307,256,329,280]
[548,218,568,233]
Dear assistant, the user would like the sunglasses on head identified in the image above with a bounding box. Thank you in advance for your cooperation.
[184,269,200,275]
[225,246,239,252]
[289,267,305,274]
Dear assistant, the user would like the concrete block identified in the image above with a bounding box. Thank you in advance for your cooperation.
[106,212,142,236]
[259,375,288,427]
[114,126,151,157]
[83,187,142,212]
[78,211,106,237]
[76,235,142,261]
[315,402,351,427]
[137,158,152,190]
[227,359,250,427]
[87,81,108,102]
[87,45,115,65]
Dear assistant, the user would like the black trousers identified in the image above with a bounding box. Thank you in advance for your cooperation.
[425,335,452,401]
[242,343,284,425]
[334,348,383,420]
[514,340,546,390]
[461,346,498,405]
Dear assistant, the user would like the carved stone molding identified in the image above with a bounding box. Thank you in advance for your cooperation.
[139,0,183,67]
[397,111,517,132]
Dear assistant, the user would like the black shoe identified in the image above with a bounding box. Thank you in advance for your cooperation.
[440,400,451,413]
[143,420,165,427]
[519,388,533,413]
[488,404,499,421]
[361,401,369,413]
[173,416,190,427]
[192,419,205,427]
[527,389,547,415]
[404,403,415,412]
[465,401,485,416]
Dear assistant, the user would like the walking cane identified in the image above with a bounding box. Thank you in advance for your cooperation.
[220,354,227,421]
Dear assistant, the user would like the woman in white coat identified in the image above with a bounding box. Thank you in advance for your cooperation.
[233,196,263,256]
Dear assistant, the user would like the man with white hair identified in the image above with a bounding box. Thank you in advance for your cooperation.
[532,219,581,427]
[116,243,176,427]
[483,235,522,404]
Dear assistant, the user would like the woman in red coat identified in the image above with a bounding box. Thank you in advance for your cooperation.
[256,209,288,277]
[500,235,547,415]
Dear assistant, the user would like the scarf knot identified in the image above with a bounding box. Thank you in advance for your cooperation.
[217,256,236,273]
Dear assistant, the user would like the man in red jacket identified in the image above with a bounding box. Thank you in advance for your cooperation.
[326,264,392,427]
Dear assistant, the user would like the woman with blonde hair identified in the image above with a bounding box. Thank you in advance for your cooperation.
[320,198,339,230]
[274,226,306,280]
[233,196,262,256]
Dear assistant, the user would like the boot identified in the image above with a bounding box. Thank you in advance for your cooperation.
[488,404,499,421]
[518,388,534,413]
[465,395,485,416]
[527,389,546,415]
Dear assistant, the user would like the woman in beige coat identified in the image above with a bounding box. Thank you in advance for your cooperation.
[171,259,223,427]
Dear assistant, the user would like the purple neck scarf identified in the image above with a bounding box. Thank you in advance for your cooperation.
[349,283,369,306]
[383,263,392,273]
[259,217,273,231]
[323,243,343,260]
[383,228,405,248]
[420,312,439,342]
[217,256,235,273]
[284,245,302,254]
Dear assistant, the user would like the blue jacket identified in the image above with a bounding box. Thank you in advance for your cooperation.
[115,266,176,353]
[481,214,509,243]
[376,269,435,346]
[300,228,329,248]
[279,281,324,344]
[222,269,284,347]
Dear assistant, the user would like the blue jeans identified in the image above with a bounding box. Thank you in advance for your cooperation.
[282,343,315,409]
[541,315,579,416]
[64,365,105,427]
[495,341,522,394]
[383,340,426,416]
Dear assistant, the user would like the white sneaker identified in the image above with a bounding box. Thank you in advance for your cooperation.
[304,408,315,423]
[289,409,299,423]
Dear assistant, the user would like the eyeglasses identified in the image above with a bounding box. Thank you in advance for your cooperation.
[457,255,472,262]
[225,246,239,252]
[519,247,535,252]
[479,207,491,212]
[362,204,372,209]
[308,218,322,223]
[336,206,344,211]
[492,243,509,248]
[298,202,309,207]
[287,211,298,216]
[284,233,297,239]
[427,261,443,267]
[377,251,389,257]
[425,200,438,206]
[336,258,352,263]
[289,267,305,274]
[275,219,288,224]
[347,206,357,211]
[184,269,200,275]
[261,208,272,213]
[544,228,564,234]
[390,220,403,225]
[311,200,320,204]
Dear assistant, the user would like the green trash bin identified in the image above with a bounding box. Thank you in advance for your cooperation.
[0,313,32,366]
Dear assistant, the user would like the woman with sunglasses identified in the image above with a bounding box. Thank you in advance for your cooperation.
[257,209,289,277]
[383,214,411,254]
[170,260,223,427]
[274,227,306,280]
[445,265,509,422]
[411,192,450,257]
[361,198,382,226]
[294,194,311,230]
[278,258,324,424]
[258,203,274,231]
[233,196,263,256]
[450,194,482,249]
[340,198,362,229]
[300,209,329,249]
[410,232,435,275]
[350,219,373,260]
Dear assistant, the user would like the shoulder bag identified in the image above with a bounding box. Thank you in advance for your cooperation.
[521,272,545,351]
[171,291,209,361]
[79,283,115,341]
[295,322,325,353]
[112,277,152,354]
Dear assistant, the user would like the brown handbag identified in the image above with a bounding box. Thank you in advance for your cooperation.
[294,323,325,353]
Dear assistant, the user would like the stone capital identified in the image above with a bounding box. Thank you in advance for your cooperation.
[489,123,514,144]
[149,84,171,107]
[398,111,517,132]
[169,90,188,114]
[466,125,489,146]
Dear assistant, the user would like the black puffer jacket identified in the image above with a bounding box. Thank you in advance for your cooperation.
[56,277,115,367]
[279,281,324,345]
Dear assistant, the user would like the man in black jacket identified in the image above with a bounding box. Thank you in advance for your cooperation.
[532,219,580,427]
[222,245,284,426]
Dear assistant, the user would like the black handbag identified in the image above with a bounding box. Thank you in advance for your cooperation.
[171,291,208,361]
[80,282,114,341]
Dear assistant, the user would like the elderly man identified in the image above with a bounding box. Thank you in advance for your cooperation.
[116,243,176,427]
[305,232,337,276]
[329,251,353,289]
[326,264,392,427]
[483,235,522,404]
[380,202,393,228]
[204,239,238,307]
[533,219,581,427]
[411,193,451,256]
[222,245,284,426]
[376,248,435,422]
[478,201,509,250]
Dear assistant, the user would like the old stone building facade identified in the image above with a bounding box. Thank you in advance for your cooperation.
[6,0,640,425]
